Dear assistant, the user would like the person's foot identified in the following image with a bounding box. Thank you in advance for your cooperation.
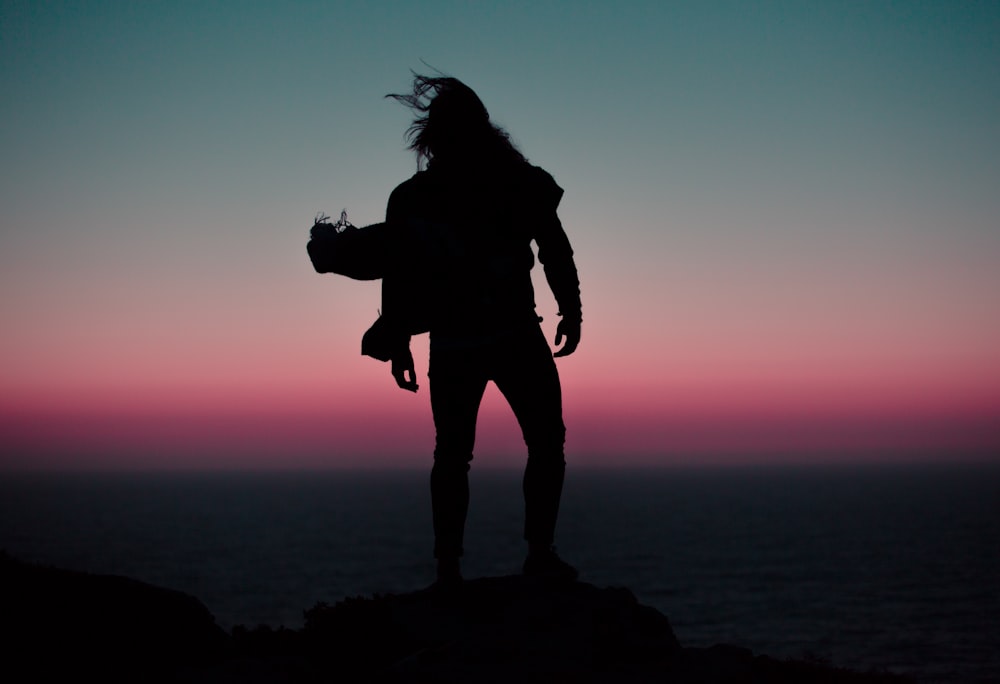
[522,546,579,581]
[433,557,463,589]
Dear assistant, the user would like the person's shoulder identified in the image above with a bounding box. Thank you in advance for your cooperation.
[519,163,564,209]
[522,163,555,183]
[392,170,430,194]
[388,171,431,207]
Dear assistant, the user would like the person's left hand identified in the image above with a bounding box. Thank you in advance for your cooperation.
[553,317,581,358]
[391,347,419,392]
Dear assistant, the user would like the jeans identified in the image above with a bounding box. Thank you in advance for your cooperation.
[428,324,566,559]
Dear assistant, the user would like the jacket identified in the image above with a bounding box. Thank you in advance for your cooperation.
[308,160,581,360]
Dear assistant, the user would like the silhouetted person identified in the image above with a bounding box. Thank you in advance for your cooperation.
[308,73,582,587]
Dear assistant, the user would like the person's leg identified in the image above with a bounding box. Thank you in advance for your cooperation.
[492,327,574,578]
[428,346,488,581]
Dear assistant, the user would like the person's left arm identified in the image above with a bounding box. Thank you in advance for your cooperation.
[532,172,582,358]
[537,217,581,358]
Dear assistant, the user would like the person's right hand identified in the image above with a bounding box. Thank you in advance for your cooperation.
[392,347,419,392]
[310,222,338,240]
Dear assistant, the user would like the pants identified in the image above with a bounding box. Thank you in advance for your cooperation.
[428,324,566,559]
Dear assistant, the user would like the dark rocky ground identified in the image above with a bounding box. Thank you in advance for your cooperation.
[1,551,914,683]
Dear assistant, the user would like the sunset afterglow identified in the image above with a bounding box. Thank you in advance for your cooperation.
[2,2,998,470]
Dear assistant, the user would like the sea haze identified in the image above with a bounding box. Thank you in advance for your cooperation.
[1,461,997,684]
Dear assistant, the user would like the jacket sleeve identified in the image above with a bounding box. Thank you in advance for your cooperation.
[307,220,395,280]
[360,183,422,362]
[383,183,430,335]
[530,168,582,321]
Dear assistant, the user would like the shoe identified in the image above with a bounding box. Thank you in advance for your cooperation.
[522,547,579,581]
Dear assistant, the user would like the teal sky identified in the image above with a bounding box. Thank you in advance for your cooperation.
[2,1,998,469]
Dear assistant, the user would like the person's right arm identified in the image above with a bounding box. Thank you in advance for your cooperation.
[307,220,394,280]
[382,182,419,391]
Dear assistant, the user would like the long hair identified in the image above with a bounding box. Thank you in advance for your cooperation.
[386,73,527,169]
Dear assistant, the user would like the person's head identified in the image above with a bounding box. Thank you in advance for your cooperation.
[387,72,526,168]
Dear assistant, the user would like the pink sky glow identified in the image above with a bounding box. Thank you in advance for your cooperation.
[2,3,999,470]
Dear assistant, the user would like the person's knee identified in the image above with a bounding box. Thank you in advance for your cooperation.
[525,442,566,470]
[433,447,473,471]
[523,425,566,463]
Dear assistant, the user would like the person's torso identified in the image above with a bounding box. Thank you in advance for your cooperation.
[391,163,542,341]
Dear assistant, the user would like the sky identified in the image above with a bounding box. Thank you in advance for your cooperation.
[1,1,998,470]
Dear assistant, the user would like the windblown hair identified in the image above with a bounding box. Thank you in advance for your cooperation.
[387,73,527,169]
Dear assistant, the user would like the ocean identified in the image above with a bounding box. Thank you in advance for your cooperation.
[1,462,997,683]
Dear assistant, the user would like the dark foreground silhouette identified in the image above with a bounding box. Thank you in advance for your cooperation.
[2,552,913,683]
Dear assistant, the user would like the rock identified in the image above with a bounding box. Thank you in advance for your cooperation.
[298,575,681,683]
[0,551,228,682]
[0,552,914,683]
